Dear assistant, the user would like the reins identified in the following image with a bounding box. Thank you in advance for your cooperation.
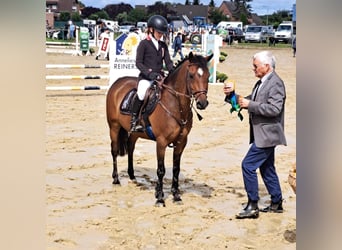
[159,83,193,127]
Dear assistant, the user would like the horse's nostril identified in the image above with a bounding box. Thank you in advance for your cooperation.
[197,100,208,110]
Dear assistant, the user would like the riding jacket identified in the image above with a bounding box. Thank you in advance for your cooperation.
[136,35,174,81]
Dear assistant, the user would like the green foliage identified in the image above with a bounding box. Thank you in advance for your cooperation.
[259,10,293,26]
[209,0,215,7]
[89,47,95,54]
[59,12,71,21]
[71,12,82,22]
[116,12,128,24]
[239,13,248,26]
[127,8,147,23]
[95,10,110,20]
[216,71,228,82]
[220,51,228,57]
[208,8,228,25]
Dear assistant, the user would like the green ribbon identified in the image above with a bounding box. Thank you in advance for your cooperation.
[226,91,243,121]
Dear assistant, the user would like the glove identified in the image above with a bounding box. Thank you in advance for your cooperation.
[148,72,162,81]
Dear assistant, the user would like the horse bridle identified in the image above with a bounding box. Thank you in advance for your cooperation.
[158,62,208,126]
[161,63,208,100]
[186,62,208,101]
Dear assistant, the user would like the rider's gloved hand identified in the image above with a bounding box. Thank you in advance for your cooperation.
[148,72,162,81]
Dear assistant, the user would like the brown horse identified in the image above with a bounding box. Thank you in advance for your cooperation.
[106,52,213,206]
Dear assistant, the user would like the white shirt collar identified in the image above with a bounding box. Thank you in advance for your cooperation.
[151,35,159,50]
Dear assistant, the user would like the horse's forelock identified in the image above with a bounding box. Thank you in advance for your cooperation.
[166,54,208,82]
[189,54,208,69]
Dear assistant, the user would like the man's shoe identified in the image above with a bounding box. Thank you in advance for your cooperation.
[260,200,283,213]
[236,200,259,219]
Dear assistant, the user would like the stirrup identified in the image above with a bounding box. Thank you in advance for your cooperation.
[131,124,144,132]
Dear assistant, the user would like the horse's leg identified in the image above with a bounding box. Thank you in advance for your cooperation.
[171,139,187,204]
[110,128,120,185]
[127,135,138,181]
[155,144,166,207]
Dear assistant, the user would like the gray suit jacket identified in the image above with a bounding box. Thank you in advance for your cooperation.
[244,71,287,148]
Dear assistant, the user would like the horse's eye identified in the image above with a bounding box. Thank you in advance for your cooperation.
[189,74,194,79]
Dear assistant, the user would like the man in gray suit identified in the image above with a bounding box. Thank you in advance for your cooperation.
[223,50,287,219]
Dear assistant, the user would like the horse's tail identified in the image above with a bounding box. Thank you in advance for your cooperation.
[118,127,128,156]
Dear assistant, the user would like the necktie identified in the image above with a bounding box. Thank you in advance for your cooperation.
[252,80,262,101]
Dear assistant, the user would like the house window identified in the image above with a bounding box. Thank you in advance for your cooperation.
[72,6,77,12]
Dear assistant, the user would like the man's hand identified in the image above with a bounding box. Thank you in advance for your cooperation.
[223,81,234,95]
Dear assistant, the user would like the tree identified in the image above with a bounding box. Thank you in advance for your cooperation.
[147,1,176,17]
[116,12,129,24]
[193,0,200,5]
[71,12,82,22]
[208,8,228,25]
[88,10,109,21]
[104,3,133,21]
[80,7,101,19]
[209,0,215,8]
[185,0,190,5]
[59,12,71,21]
[78,1,85,8]
[233,0,253,19]
[127,8,148,24]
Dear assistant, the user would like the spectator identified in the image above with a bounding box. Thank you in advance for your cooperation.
[172,32,184,60]
[69,22,75,39]
[292,36,296,57]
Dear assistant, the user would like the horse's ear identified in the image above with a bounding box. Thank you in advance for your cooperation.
[189,52,194,59]
[206,53,214,62]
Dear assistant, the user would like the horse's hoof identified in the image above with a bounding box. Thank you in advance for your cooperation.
[173,198,183,205]
[155,200,165,207]
[112,179,120,185]
[128,178,137,184]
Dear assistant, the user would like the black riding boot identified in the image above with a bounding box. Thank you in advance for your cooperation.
[130,97,144,132]
[235,199,259,219]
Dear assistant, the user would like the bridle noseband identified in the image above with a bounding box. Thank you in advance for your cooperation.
[185,62,208,101]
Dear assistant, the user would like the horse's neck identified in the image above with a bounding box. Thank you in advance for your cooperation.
[166,66,188,94]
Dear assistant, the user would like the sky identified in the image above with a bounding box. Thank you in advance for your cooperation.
[80,0,296,16]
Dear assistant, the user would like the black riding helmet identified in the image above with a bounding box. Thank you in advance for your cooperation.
[147,15,168,34]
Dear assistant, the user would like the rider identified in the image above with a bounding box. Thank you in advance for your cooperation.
[130,15,174,132]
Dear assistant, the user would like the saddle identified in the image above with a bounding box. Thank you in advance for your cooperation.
[120,82,161,133]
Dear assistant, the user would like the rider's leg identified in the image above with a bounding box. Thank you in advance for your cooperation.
[130,79,151,132]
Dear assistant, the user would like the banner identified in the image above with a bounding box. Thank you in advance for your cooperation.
[109,33,141,85]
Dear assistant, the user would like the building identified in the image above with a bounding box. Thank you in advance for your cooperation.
[218,1,263,25]
[46,0,80,28]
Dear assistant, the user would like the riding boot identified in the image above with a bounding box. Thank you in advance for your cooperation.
[235,199,259,219]
[130,97,144,132]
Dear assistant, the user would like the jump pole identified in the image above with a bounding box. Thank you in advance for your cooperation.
[46,75,110,80]
[46,85,109,91]
[46,64,109,69]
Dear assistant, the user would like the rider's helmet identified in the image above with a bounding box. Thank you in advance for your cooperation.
[147,15,168,34]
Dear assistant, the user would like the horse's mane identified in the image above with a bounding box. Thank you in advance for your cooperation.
[165,53,208,82]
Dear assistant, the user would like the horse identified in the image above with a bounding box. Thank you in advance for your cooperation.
[106,52,214,206]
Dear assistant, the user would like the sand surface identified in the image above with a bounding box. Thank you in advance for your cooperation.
[46,46,296,249]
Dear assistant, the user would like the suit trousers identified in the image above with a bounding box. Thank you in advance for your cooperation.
[241,142,282,203]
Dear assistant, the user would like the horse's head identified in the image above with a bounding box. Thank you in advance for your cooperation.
[185,52,214,110]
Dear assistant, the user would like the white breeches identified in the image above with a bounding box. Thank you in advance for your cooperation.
[137,79,153,100]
